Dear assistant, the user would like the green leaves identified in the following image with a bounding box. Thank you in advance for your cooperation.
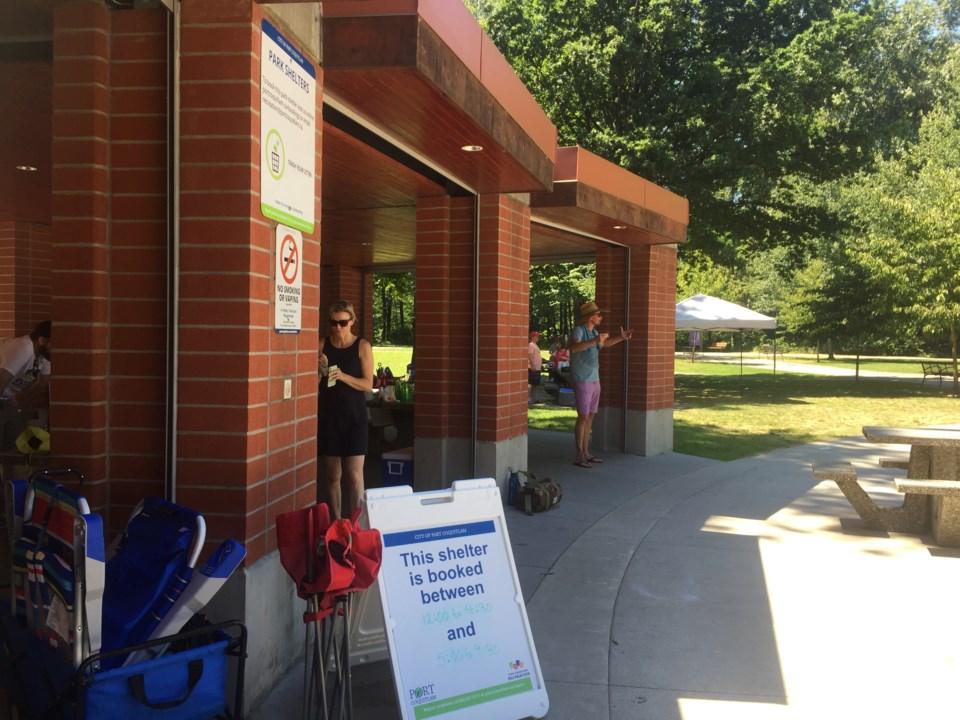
[472,0,955,256]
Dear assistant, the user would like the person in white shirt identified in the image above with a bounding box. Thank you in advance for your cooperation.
[0,321,51,450]
[528,331,543,404]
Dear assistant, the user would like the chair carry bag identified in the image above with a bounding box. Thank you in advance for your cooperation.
[513,472,563,515]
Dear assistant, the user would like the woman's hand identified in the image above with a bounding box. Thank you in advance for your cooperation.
[328,365,341,384]
[319,353,329,376]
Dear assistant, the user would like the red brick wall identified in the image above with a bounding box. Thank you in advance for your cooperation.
[0,222,51,338]
[320,265,366,338]
[415,196,474,440]
[50,1,112,511]
[476,194,529,442]
[628,244,676,411]
[178,0,321,563]
[108,8,171,519]
[596,245,629,407]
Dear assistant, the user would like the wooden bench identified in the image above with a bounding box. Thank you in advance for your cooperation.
[895,478,960,546]
[706,341,729,352]
[921,361,952,387]
[760,344,784,360]
[812,461,929,533]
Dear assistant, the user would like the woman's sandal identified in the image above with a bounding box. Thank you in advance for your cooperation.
[573,460,593,469]
[587,456,604,464]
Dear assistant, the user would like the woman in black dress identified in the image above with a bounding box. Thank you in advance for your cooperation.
[318,300,374,518]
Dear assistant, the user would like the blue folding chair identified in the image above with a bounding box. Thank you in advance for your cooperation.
[3,470,246,719]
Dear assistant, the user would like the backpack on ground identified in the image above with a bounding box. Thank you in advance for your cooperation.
[513,471,562,515]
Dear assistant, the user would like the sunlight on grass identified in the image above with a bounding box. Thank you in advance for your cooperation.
[529,366,959,462]
[372,346,412,375]
[673,373,958,460]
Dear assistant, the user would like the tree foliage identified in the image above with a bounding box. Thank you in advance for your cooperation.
[470,0,955,259]
[529,263,596,343]
[372,272,415,345]
[834,51,960,389]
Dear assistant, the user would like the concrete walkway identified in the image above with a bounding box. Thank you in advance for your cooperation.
[251,429,960,719]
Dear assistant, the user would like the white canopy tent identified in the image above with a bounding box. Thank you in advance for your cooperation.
[675,294,778,393]
[676,294,777,332]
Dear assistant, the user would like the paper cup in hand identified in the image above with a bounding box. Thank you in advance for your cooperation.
[327,364,338,387]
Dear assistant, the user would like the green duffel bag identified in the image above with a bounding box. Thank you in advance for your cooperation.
[514,472,562,515]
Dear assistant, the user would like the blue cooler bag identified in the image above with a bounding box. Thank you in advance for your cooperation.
[80,638,229,720]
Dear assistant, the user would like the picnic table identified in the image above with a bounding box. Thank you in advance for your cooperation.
[813,426,960,546]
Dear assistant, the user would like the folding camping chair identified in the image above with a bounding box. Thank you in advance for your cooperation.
[98,497,205,666]
[9,468,101,667]
[276,503,383,720]
[3,468,246,719]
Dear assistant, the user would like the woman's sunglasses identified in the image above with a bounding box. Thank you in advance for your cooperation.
[329,318,351,327]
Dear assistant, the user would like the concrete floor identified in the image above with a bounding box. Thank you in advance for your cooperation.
[4,417,957,719]
[252,428,960,720]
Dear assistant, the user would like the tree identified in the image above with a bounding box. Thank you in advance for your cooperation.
[676,248,742,303]
[529,263,595,342]
[836,50,960,391]
[470,0,955,260]
[784,243,893,372]
[372,272,415,344]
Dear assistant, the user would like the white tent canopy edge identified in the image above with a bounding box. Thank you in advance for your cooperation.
[675,294,777,332]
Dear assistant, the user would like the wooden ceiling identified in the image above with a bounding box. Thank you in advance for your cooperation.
[319,112,606,269]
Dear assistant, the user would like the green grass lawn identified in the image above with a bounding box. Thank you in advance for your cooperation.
[384,347,959,462]
[372,346,413,375]
[531,361,960,461]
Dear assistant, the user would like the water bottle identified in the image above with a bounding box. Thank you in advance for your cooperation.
[507,467,519,506]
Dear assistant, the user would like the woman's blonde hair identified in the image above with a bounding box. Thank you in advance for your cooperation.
[329,300,356,320]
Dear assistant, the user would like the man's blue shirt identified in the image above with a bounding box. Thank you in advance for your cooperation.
[570,325,600,383]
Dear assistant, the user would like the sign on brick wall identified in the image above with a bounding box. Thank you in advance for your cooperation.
[275,224,302,334]
[260,19,316,233]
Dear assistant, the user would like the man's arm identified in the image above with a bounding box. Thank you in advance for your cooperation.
[569,328,606,353]
[602,327,634,349]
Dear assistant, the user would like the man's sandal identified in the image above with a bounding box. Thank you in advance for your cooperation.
[587,456,603,463]
[573,460,592,469]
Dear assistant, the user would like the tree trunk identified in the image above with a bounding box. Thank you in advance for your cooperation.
[827,338,835,361]
[855,347,860,383]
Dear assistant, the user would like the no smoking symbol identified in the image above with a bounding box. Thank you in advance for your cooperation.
[280,234,299,284]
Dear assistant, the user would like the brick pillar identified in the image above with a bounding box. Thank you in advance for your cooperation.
[414,196,474,488]
[0,222,51,338]
[50,1,111,510]
[474,193,530,488]
[179,0,321,561]
[624,243,676,455]
[108,8,171,522]
[592,244,630,451]
[178,1,321,706]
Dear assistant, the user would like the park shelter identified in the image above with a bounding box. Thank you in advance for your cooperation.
[0,0,687,705]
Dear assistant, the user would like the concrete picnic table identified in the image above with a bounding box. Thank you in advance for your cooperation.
[812,426,960,545]
[862,426,960,545]
[861,426,960,482]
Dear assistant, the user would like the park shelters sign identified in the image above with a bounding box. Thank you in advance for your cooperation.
[260,19,316,233]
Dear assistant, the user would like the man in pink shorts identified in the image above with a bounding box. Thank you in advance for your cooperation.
[568,301,632,468]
